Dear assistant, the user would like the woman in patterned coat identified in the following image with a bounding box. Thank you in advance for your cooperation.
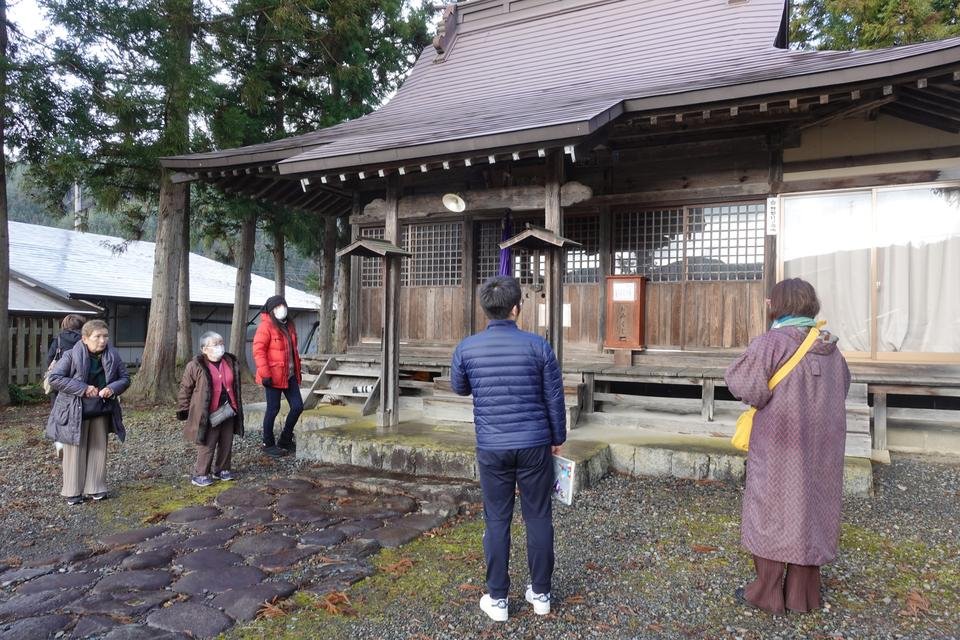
[725,278,851,614]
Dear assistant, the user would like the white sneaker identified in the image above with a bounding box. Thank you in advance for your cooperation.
[479,594,508,622]
[525,585,550,615]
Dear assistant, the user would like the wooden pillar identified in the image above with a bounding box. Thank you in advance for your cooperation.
[765,136,783,300]
[348,194,361,347]
[462,214,475,337]
[545,150,565,365]
[598,205,611,352]
[379,175,401,429]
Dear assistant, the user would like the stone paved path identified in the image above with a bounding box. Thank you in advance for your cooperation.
[0,467,480,639]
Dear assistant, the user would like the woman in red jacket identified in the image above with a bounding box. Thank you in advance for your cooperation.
[252,295,303,457]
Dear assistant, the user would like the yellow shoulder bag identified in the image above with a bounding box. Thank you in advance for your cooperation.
[730,321,825,452]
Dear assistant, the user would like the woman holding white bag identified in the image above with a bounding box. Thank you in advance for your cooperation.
[176,332,244,487]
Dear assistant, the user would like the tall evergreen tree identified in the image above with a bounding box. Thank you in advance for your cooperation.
[202,0,433,356]
[31,0,217,402]
[791,0,960,49]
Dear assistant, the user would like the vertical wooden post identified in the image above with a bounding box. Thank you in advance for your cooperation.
[765,137,783,301]
[598,205,611,352]
[545,150,564,366]
[379,175,401,429]
[873,391,888,452]
[348,194,361,347]
[462,215,475,338]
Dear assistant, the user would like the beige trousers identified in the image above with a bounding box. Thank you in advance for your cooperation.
[61,415,109,497]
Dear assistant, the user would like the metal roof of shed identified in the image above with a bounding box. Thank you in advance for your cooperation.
[8,222,321,311]
[8,273,102,315]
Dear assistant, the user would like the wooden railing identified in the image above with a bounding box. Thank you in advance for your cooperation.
[8,316,58,385]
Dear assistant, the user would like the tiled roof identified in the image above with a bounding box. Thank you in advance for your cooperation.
[162,0,960,175]
[8,222,321,310]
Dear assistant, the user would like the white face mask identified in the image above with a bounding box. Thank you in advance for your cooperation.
[273,305,288,320]
[206,345,225,361]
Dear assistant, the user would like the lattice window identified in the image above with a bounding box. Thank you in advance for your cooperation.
[686,204,765,281]
[403,221,462,287]
[563,215,600,284]
[359,226,384,288]
[612,208,684,282]
[476,221,501,283]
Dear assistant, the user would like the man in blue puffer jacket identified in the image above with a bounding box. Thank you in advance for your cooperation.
[451,275,566,622]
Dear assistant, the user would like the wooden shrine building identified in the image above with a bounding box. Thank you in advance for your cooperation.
[165,0,960,456]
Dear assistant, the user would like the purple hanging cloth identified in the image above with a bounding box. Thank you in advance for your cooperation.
[498,211,513,276]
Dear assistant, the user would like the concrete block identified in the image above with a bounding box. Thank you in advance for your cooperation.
[608,443,636,475]
[707,454,746,482]
[842,457,874,497]
[669,450,710,480]
[634,447,674,477]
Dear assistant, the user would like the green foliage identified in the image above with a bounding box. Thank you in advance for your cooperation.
[6,383,47,406]
[791,0,960,50]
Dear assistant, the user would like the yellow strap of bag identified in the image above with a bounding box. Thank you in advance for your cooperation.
[730,321,825,452]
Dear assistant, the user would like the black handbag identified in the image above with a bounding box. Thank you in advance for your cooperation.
[81,396,113,419]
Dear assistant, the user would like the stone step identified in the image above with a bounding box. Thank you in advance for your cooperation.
[422,394,581,428]
[295,412,874,498]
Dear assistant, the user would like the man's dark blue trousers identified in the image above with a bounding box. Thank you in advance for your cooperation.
[476,444,554,599]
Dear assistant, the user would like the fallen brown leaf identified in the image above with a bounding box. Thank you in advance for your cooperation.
[585,561,601,571]
[899,590,930,617]
[563,594,587,605]
[256,599,288,620]
[646,623,664,632]
[690,544,719,553]
[458,583,483,593]
[317,591,357,617]
[384,558,414,575]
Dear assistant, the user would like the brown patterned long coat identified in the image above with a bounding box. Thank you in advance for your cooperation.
[725,327,851,566]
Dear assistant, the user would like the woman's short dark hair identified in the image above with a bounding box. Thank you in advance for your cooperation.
[769,278,820,319]
[61,314,85,331]
[479,276,522,320]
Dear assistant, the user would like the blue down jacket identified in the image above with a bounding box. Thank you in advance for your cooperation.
[45,341,130,445]
[451,319,566,451]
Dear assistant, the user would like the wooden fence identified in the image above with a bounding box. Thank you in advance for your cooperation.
[8,315,58,385]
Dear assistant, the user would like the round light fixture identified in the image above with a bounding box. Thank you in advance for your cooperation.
[442,192,466,213]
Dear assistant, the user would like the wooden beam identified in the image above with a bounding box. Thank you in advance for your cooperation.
[780,170,941,193]
[357,182,592,222]
[590,183,771,206]
[597,204,611,353]
[379,174,401,429]
[462,214,475,338]
[545,149,564,365]
[882,103,960,133]
[783,144,960,174]
[788,95,896,134]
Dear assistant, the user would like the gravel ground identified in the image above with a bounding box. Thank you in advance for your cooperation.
[1,398,958,640]
[0,388,301,565]
[237,454,960,640]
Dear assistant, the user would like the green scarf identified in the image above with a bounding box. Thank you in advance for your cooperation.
[771,315,817,329]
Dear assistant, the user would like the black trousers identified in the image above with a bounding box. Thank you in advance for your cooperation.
[262,375,303,447]
[476,444,555,600]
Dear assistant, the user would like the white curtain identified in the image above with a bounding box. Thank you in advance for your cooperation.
[782,192,873,352]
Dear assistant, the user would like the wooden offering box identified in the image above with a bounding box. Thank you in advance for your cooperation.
[603,276,646,351]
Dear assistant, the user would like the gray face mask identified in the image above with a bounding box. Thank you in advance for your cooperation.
[207,345,225,361]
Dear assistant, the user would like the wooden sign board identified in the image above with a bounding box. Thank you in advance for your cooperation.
[604,275,647,350]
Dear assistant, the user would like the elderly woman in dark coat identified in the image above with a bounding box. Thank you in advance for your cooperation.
[177,331,244,487]
[46,319,129,506]
[724,278,851,615]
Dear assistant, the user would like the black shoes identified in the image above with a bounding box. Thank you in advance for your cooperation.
[65,495,84,506]
[262,445,289,458]
[277,440,296,453]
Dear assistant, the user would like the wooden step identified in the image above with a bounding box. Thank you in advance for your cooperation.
[313,388,370,398]
[326,368,381,378]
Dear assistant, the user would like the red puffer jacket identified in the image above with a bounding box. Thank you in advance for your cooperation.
[252,313,302,389]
